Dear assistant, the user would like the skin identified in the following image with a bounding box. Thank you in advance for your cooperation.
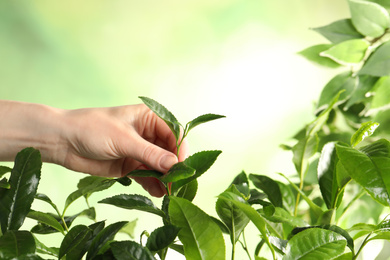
[0,100,189,197]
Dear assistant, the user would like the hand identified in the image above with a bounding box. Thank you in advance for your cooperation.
[0,101,189,197]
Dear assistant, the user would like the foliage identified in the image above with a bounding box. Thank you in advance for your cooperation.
[2,0,390,259]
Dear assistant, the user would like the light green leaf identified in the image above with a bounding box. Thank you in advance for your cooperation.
[169,196,225,260]
[176,179,198,202]
[59,225,92,260]
[336,139,390,206]
[139,96,181,141]
[320,39,369,65]
[283,228,347,260]
[111,241,156,260]
[312,18,364,43]
[186,114,225,133]
[360,42,390,77]
[86,221,128,260]
[0,230,36,259]
[349,0,390,38]
[27,210,65,235]
[351,121,380,147]
[99,194,165,217]
[298,44,341,68]
[0,148,42,233]
[371,76,390,110]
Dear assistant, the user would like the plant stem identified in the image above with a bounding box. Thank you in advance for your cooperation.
[353,232,373,260]
[231,240,236,260]
[239,230,252,260]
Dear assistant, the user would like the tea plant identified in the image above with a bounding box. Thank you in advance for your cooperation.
[2,0,390,259]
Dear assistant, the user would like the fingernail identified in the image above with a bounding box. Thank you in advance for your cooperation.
[160,154,177,171]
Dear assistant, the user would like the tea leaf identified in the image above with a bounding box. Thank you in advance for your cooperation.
[126,169,163,179]
[298,44,341,68]
[336,139,390,206]
[344,75,378,110]
[169,196,225,260]
[34,236,59,257]
[186,114,225,133]
[320,39,369,65]
[360,41,390,77]
[371,76,390,110]
[34,193,59,213]
[139,96,181,141]
[249,174,283,208]
[146,225,181,252]
[0,166,12,178]
[231,171,250,197]
[312,18,363,44]
[284,228,347,260]
[160,162,196,183]
[176,179,198,202]
[0,230,36,258]
[59,225,92,259]
[349,0,390,38]
[99,194,165,217]
[0,147,42,233]
[86,221,128,260]
[27,210,65,235]
[351,121,380,147]
[111,241,156,260]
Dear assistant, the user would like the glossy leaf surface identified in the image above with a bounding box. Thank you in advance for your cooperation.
[59,225,92,259]
[351,121,380,147]
[27,210,65,235]
[249,174,283,207]
[0,230,36,259]
[146,225,181,252]
[0,148,42,232]
[99,194,165,217]
[283,228,347,260]
[169,196,225,260]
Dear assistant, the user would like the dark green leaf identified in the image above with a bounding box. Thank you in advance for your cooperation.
[34,236,59,258]
[298,44,341,68]
[10,254,44,260]
[320,39,369,65]
[317,72,357,112]
[34,193,59,213]
[336,139,390,206]
[169,196,225,260]
[186,114,225,133]
[360,42,390,77]
[249,174,283,207]
[99,194,165,217]
[351,121,380,147]
[65,177,115,213]
[231,171,250,197]
[59,225,92,259]
[0,230,36,259]
[0,148,42,233]
[27,210,65,235]
[126,169,163,179]
[312,18,364,43]
[171,150,221,193]
[111,241,156,260]
[86,221,128,260]
[146,225,181,252]
[115,176,132,186]
[344,75,378,110]
[160,162,196,183]
[349,0,390,38]
[139,96,181,141]
[215,185,250,243]
[0,166,12,177]
[0,178,10,189]
[284,228,347,260]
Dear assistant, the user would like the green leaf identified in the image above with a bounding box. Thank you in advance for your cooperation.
[360,42,390,77]
[126,169,163,179]
[349,0,390,38]
[218,192,276,259]
[351,121,380,147]
[0,148,42,233]
[86,221,128,260]
[298,44,341,68]
[111,241,156,260]
[27,210,65,235]
[160,162,196,183]
[344,75,378,110]
[99,194,165,217]
[59,225,92,259]
[283,228,347,260]
[336,139,390,206]
[115,176,132,186]
[231,171,250,197]
[186,114,225,133]
[292,134,318,178]
[10,254,44,260]
[34,193,59,213]
[171,150,222,193]
[176,179,198,202]
[320,39,369,65]
[215,185,250,243]
[34,236,59,258]
[146,225,181,252]
[64,177,115,213]
[0,230,36,259]
[0,166,12,177]
[260,207,308,228]
[139,96,181,141]
[169,196,225,260]
[317,72,358,112]
[371,76,390,110]
[312,18,364,44]
[119,219,137,239]
[249,174,283,208]
[0,178,10,189]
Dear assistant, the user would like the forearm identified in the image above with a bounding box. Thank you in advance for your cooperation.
[0,100,66,163]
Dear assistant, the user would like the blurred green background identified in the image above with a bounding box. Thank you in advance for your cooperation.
[1,0,353,259]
